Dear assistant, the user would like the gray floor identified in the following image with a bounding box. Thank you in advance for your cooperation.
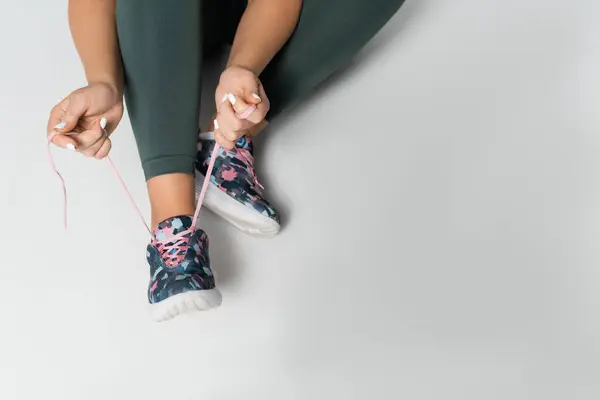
[2,0,600,399]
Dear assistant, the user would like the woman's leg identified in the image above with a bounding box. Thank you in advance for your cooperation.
[261,0,406,119]
[116,0,203,228]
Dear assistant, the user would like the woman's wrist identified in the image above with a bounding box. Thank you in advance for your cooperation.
[225,60,262,76]
[87,74,123,97]
[87,77,123,101]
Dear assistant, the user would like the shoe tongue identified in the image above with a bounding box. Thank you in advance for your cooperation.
[154,215,194,241]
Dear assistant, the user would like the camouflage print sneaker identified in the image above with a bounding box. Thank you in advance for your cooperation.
[195,132,280,238]
[147,215,222,322]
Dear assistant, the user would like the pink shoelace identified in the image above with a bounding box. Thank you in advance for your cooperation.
[47,103,257,258]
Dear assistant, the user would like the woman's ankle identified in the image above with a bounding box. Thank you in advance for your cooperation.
[147,173,196,228]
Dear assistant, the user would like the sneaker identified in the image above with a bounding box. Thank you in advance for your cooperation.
[147,215,222,322]
[195,133,280,237]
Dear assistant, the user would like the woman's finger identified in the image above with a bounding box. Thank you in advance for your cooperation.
[217,101,251,140]
[79,134,106,158]
[240,88,263,115]
[73,128,104,152]
[245,91,262,105]
[94,137,112,159]
[49,133,78,152]
[239,103,267,125]
[72,118,105,155]
[48,130,79,152]
[238,84,268,124]
[223,93,254,118]
[96,115,115,135]
[214,129,236,151]
[47,102,79,151]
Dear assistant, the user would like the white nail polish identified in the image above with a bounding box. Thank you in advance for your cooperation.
[54,121,66,130]
[252,93,261,101]
[100,117,107,129]
[213,119,219,130]
[66,143,76,151]
[227,93,236,105]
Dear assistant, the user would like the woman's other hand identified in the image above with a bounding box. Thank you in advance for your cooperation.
[213,66,270,150]
[47,82,124,159]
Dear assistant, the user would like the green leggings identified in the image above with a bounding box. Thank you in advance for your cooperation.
[116,0,405,180]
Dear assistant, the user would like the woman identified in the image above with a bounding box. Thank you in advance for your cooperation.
[47,0,405,321]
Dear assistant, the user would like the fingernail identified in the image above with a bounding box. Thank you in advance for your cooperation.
[100,117,107,129]
[226,93,236,105]
[54,121,67,130]
[213,119,219,130]
[66,143,76,151]
[252,93,261,101]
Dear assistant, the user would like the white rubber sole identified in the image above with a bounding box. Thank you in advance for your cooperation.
[195,174,280,238]
[149,288,222,322]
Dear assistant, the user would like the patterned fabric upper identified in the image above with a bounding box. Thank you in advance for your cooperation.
[147,216,215,304]
[196,135,279,223]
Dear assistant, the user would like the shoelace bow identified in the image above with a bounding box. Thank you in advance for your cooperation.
[47,103,257,259]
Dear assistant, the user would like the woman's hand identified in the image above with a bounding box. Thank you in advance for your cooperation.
[47,82,124,159]
[213,66,270,150]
